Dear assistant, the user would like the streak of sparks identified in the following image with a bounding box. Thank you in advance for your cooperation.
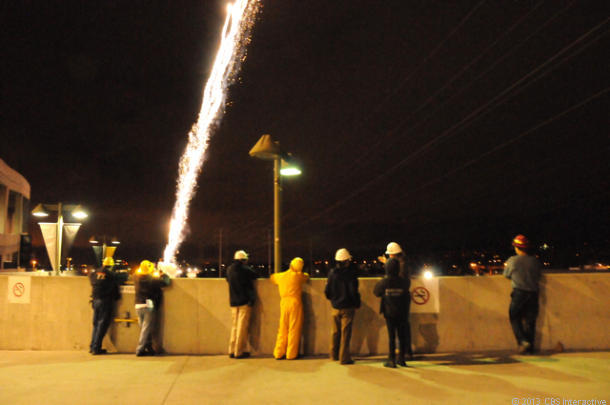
[162,0,260,268]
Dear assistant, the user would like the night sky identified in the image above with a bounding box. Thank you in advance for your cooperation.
[3,1,609,265]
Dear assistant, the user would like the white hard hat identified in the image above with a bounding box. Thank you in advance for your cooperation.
[385,242,403,255]
[335,248,352,262]
[234,250,249,260]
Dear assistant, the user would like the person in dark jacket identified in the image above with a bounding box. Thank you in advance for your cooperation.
[89,257,121,355]
[503,234,542,354]
[374,258,411,368]
[324,248,360,365]
[226,250,258,359]
[134,260,170,356]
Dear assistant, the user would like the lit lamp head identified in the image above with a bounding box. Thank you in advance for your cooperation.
[71,205,88,219]
[280,157,302,177]
[111,237,120,245]
[89,236,99,244]
[32,204,50,218]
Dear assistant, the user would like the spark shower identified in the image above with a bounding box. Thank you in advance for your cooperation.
[162,0,260,269]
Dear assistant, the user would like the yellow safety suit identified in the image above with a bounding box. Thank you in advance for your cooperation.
[270,257,309,359]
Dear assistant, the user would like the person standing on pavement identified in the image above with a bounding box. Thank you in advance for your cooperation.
[89,257,121,355]
[324,248,360,365]
[378,241,413,359]
[134,260,171,356]
[271,257,309,360]
[503,234,541,354]
[226,250,258,359]
[374,258,411,368]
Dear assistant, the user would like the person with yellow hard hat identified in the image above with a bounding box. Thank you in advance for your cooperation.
[270,257,309,360]
[134,260,171,356]
[88,257,121,355]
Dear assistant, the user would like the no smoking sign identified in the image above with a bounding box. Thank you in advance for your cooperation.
[412,286,430,305]
[8,277,31,304]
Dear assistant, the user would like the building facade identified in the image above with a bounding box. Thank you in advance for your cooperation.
[0,159,30,270]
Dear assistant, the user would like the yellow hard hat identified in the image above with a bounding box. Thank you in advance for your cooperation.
[102,257,114,267]
[139,260,153,274]
[290,257,304,272]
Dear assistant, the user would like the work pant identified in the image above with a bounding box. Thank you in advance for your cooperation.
[330,308,355,363]
[385,315,408,362]
[136,307,156,354]
[509,288,539,348]
[273,297,303,360]
[229,304,252,357]
[90,298,113,352]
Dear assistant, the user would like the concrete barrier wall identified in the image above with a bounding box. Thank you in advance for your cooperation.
[1,274,609,354]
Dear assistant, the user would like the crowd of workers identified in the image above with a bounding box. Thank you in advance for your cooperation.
[89,235,541,365]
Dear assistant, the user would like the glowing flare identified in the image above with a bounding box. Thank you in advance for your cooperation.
[162,0,260,268]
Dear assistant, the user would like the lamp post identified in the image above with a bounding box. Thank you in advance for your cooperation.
[249,134,302,273]
[31,203,88,276]
[89,235,120,267]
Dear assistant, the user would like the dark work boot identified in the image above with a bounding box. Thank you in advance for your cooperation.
[397,353,407,367]
[383,355,396,368]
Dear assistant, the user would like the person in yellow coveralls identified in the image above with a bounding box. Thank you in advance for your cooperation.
[270,257,310,360]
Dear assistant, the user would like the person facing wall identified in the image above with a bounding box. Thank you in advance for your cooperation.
[226,250,258,359]
[503,234,541,354]
[270,257,309,360]
[324,248,360,365]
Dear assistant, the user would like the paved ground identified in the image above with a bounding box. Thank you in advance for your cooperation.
[0,351,608,405]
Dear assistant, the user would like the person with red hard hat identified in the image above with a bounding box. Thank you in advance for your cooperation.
[503,234,541,354]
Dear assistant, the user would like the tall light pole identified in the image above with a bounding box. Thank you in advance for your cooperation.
[249,134,301,273]
[32,203,88,275]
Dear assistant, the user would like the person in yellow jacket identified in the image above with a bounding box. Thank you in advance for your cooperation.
[270,257,309,360]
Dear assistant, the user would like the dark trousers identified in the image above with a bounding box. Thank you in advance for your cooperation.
[330,308,355,363]
[385,316,410,361]
[90,298,113,352]
[509,288,539,348]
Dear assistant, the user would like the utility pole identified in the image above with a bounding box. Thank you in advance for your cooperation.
[218,228,223,278]
[267,228,272,276]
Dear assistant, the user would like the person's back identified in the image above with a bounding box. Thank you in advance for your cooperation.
[503,254,541,292]
[90,266,118,300]
[226,260,257,307]
[271,262,309,300]
[325,264,360,309]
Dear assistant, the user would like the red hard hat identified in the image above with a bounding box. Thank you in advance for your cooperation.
[512,234,531,249]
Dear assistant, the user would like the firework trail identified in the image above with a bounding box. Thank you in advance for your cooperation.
[162,0,260,269]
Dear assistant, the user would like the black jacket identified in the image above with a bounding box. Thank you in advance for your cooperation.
[373,259,410,319]
[226,260,258,307]
[324,263,361,309]
[134,273,170,307]
[90,266,121,301]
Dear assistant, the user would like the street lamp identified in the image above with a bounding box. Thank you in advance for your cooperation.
[31,203,88,275]
[89,235,120,267]
[249,134,302,273]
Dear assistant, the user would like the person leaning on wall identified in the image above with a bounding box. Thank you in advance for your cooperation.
[270,257,309,360]
[324,248,360,365]
[134,260,171,357]
[503,234,541,355]
[226,250,258,359]
[89,256,121,355]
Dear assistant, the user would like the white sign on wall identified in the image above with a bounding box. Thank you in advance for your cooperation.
[410,277,439,313]
[8,276,31,304]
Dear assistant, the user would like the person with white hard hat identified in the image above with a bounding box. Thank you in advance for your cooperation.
[378,242,413,360]
[226,250,258,359]
[324,248,361,365]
